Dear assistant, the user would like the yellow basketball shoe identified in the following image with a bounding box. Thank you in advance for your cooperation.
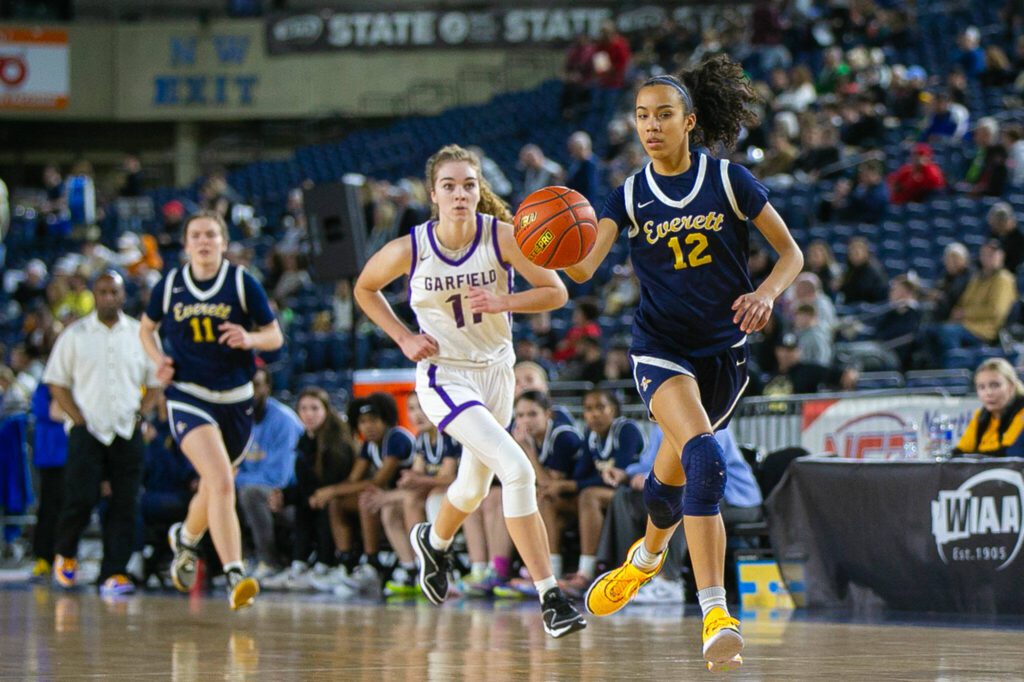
[584,538,666,616]
[227,571,260,611]
[702,607,743,672]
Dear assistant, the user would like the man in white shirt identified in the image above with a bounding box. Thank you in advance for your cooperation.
[43,272,161,596]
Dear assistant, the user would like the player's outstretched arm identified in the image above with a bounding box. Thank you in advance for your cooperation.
[564,217,618,283]
[732,202,804,334]
[468,222,567,315]
[354,236,438,362]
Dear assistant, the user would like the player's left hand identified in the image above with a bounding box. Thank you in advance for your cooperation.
[731,292,774,333]
[218,322,253,349]
[467,287,507,314]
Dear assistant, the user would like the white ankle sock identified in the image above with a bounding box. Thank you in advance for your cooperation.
[550,553,563,578]
[578,554,597,578]
[180,527,204,547]
[471,561,487,575]
[223,561,244,575]
[428,525,452,551]
[630,542,663,572]
[534,575,558,602]
[697,586,728,618]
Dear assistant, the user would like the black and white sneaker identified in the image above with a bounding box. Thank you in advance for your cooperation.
[410,522,451,606]
[541,588,588,638]
[167,522,200,593]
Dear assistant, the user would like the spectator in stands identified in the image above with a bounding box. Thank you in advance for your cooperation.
[987,202,1024,273]
[157,200,186,262]
[527,311,560,358]
[888,143,946,204]
[981,45,1014,88]
[516,390,583,587]
[604,342,632,382]
[757,130,800,182]
[119,154,144,198]
[804,240,841,295]
[593,20,631,90]
[519,144,565,200]
[565,131,600,205]
[954,26,986,80]
[601,261,639,315]
[467,147,512,201]
[750,0,791,74]
[840,97,886,150]
[270,252,312,303]
[43,272,161,596]
[748,243,778,289]
[816,46,851,94]
[792,303,833,366]
[562,335,606,384]
[929,242,974,322]
[331,280,354,334]
[1005,125,1024,188]
[837,237,889,304]
[927,240,1017,368]
[552,297,602,363]
[560,33,596,119]
[876,275,924,371]
[560,388,645,596]
[236,369,303,580]
[13,259,47,313]
[758,333,858,396]
[772,65,817,113]
[264,387,354,591]
[27,382,68,581]
[888,65,927,120]
[918,91,970,143]
[793,123,842,181]
[958,118,1009,198]
[954,357,1024,457]
[822,160,890,224]
[783,272,837,334]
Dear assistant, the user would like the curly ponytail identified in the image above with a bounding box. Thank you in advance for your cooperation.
[425,144,513,223]
[678,54,761,152]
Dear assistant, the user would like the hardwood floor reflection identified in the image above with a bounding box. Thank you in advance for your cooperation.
[1,587,1022,680]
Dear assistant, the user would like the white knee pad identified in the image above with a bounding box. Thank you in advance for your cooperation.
[445,469,492,514]
[494,441,537,518]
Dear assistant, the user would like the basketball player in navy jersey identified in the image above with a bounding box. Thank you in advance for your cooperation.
[566,56,803,670]
[354,144,586,637]
[139,211,283,609]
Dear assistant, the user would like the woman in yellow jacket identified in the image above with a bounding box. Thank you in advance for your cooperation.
[955,358,1024,456]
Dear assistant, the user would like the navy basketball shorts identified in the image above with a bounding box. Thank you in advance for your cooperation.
[630,340,750,430]
[165,385,255,465]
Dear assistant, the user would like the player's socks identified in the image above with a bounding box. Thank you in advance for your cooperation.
[578,555,597,579]
[223,561,244,575]
[533,575,558,603]
[492,555,511,580]
[429,526,452,552]
[180,526,204,547]
[631,542,663,572]
[697,586,728,618]
[550,553,563,578]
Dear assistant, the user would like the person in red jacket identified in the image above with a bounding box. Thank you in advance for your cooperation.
[593,21,632,89]
[887,143,947,204]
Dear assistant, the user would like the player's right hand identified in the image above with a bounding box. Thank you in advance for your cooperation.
[399,333,439,362]
[156,355,175,385]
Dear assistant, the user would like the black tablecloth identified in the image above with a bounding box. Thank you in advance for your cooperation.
[766,457,1024,613]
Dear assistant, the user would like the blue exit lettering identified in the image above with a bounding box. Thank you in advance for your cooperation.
[169,34,250,66]
[153,75,258,106]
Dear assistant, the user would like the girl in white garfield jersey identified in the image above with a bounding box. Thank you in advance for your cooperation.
[355,144,586,638]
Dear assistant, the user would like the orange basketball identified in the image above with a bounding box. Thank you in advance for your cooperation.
[513,186,598,269]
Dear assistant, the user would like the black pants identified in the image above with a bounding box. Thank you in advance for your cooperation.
[33,466,65,563]
[54,426,143,583]
[292,459,337,565]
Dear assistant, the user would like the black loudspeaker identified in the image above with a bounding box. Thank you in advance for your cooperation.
[304,179,367,282]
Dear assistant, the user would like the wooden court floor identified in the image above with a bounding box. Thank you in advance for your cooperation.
[1,586,1022,680]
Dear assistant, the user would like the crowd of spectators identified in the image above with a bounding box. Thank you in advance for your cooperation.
[1,0,1024,593]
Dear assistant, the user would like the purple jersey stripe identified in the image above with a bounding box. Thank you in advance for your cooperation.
[427,213,483,266]
[490,214,511,268]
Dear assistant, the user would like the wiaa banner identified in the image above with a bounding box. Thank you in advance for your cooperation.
[767,457,1024,614]
[265,3,746,54]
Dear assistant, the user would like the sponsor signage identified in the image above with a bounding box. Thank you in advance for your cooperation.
[931,468,1024,571]
[265,3,746,53]
[0,27,68,109]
